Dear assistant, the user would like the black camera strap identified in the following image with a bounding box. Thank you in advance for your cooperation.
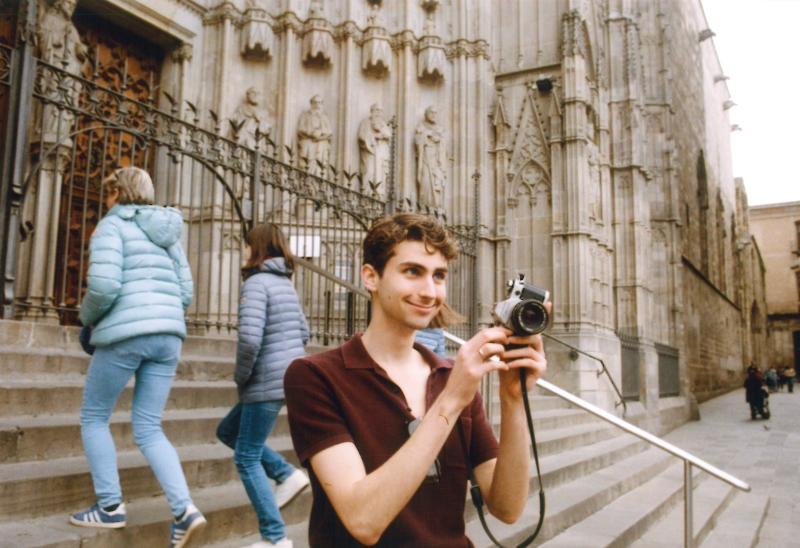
[458,369,545,548]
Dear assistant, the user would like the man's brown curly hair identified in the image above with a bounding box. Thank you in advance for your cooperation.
[362,213,458,275]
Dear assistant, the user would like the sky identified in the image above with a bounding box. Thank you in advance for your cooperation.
[701,0,800,206]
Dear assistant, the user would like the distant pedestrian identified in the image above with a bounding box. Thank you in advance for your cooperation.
[744,365,769,420]
[778,367,788,392]
[765,367,779,393]
[68,167,206,548]
[216,223,310,548]
[783,367,796,393]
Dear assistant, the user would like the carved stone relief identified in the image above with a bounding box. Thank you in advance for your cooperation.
[357,103,392,196]
[414,106,447,209]
[508,86,552,208]
[240,1,274,60]
[302,0,334,66]
[229,87,272,148]
[297,94,333,176]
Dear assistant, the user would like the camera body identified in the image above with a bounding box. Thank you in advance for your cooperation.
[492,274,551,335]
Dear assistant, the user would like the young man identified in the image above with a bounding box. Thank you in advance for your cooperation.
[284,213,547,546]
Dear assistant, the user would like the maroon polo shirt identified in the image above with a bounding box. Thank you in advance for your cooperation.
[284,333,499,548]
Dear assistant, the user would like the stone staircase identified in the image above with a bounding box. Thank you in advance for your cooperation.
[0,320,766,547]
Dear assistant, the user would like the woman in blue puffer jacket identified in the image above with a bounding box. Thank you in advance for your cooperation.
[216,223,310,548]
[68,167,206,548]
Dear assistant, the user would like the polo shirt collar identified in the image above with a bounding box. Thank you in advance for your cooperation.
[342,333,453,372]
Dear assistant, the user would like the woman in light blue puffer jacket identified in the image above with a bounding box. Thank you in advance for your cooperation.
[69,167,206,548]
[216,223,310,548]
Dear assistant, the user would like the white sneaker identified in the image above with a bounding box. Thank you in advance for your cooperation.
[247,538,293,548]
[275,469,309,508]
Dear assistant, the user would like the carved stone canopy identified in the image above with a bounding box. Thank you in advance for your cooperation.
[302,0,334,66]
[241,7,274,60]
[417,18,446,82]
[361,7,391,76]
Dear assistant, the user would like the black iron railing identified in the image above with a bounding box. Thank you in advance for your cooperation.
[1,44,478,337]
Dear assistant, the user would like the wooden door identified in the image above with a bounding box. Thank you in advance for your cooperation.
[54,8,163,323]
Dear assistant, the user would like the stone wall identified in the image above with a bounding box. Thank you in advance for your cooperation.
[749,201,800,369]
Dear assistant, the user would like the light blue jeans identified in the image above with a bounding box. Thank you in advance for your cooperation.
[217,401,293,542]
[79,334,191,517]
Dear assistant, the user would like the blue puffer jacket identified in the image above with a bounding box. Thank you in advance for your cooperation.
[235,257,309,403]
[79,204,193,347]
[415,327,447,357]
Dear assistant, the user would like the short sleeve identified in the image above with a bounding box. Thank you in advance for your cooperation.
[468,391,499,467]
[284,358,354,465]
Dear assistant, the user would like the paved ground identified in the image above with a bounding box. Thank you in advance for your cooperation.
[661,387,800,547]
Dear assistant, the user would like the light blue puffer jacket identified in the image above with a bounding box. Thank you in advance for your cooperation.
[79,204,193,347]
[415,327,447,357]
[235,257,309,403]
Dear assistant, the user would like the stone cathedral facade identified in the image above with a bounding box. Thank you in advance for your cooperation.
[1,0,768,422]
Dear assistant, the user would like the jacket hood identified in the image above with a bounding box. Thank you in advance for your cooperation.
[259,257,293,277]
[110,204,183,248]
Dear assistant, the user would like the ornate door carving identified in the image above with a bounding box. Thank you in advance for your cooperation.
[53,10,163,323]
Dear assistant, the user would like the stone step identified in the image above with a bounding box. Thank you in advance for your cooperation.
[0,346,236,382]
[465,446,675,547]
[463,432,648,524]
[542,464,732,547]
[0,479,311,548]
[0,319,240,359]
[207,522,310,548]
[0,379,239,416]
[531,420,622,456]
[0,406,291,463]
[626,471,736,548]
[701,491,769,548]
[533,433,648,491]
[0,438,308,523]
[0,403,596,465]
[490,394,574,416]
[0,432,654,547]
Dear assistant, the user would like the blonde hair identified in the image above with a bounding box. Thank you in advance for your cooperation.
[102,167,155,205]
[429,302,465,329]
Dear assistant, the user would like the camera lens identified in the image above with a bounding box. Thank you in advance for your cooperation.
[512,300,548,335]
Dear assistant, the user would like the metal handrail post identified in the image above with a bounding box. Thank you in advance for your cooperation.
[684,460,694,548]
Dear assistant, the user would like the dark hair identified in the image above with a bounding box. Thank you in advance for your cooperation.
[362,213,458,275]
[242,223,294,278]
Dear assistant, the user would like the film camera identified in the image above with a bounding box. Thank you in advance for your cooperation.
[492,274,551,336]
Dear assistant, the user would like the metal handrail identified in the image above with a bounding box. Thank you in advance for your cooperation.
[443,330,751,548]
[541,332,628,417]
[294,257,370,297]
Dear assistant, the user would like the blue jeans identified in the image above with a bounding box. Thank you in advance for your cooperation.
[79,334,191,517]
[217,401,294,542]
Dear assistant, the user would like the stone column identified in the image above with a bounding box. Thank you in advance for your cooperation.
[15,148,68,322]
[607,11,659,424]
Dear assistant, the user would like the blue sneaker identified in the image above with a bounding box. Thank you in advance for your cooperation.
[169,503,207,548]
[69,502,127,529]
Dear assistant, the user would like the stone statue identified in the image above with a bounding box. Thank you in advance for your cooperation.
[297,95,333,176]
[230,87,272,148]
[357,104,392,195]
[414,106,447,209]
[36,0,88,144]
